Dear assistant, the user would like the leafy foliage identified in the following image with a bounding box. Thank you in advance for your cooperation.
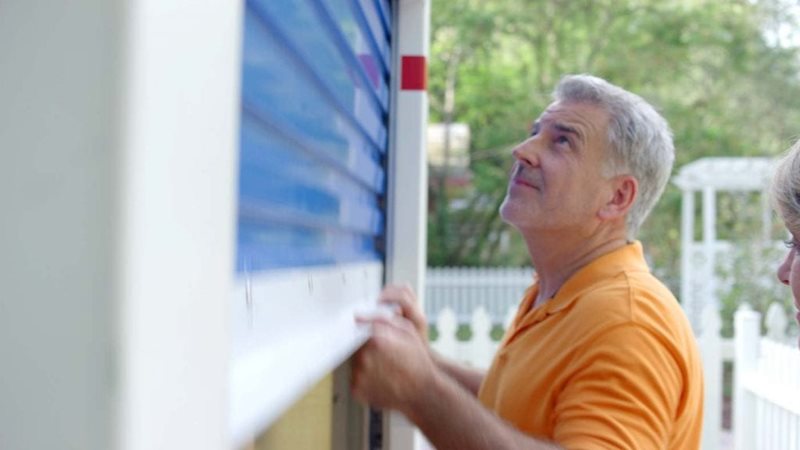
[427,0,800,304]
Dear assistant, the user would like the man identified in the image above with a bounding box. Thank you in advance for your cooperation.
[352,74,703,449]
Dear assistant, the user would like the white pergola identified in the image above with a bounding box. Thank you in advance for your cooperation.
[672,157,776,336]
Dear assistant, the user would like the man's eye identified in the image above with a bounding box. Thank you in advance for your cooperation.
[555,136,569,145]
[784,239,798,250]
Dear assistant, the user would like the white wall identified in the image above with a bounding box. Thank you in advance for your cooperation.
[0,1,241,448]
[0,2,122,448]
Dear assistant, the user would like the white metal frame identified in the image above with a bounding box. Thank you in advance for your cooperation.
[228,262,383,446]
[384,1,431,449]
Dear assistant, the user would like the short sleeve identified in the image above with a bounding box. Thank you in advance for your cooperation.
[552,323,687,449]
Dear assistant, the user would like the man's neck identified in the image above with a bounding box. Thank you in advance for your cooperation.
[523,227,630,308]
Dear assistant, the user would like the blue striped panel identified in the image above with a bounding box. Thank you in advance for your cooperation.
[311,0,390,111]
[354,0,391,63]
[236,0,391,272]
[323,0,392,87]
[376,0,392,37]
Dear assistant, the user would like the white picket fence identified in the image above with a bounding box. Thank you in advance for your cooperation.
[429,305,515,369]
[732,303,800,450]
[426,267,800,450]
[425,266,533,325]
[425,266,531,369]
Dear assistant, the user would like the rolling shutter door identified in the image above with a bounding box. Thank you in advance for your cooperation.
[230,0,393,444]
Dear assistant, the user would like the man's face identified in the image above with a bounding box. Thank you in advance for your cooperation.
[499,100,613,233]
[776,229,800,340]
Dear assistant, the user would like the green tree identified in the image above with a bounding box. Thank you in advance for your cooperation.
[427,0,800,303]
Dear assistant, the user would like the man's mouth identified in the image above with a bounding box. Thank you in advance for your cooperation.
[512,177,536,188]
[511,166,540,190]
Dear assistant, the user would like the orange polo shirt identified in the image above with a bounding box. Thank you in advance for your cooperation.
[478,241,703,449]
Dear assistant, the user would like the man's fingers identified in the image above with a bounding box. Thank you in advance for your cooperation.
[378,284,417,310]
[355,314,417,336]
[355,314,394,328]
[378,284,427,329]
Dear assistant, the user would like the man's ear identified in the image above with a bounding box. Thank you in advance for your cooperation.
[598,175,637,221]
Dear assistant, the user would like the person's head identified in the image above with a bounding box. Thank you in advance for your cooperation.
[772,140,800,319]
[500,74,674,241]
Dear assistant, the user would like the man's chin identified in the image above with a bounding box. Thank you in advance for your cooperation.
[499,205,529,231]
[499,200,519,225]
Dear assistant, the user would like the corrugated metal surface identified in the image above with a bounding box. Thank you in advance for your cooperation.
[237,0,391,272]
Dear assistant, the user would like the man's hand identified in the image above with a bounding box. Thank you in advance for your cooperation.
[351,316,559,450]
[376,283,487,396]
[378,284,429,342]
[351,314,437,414]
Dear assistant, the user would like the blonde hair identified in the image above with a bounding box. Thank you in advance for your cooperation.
[771,139,800,233]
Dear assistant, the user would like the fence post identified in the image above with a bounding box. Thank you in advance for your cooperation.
[765,302,788,342]
[734,303,760,450]
[432,307,458,361]
[503,304,517,331]
[699,302,721,450]
[469,306,494,369]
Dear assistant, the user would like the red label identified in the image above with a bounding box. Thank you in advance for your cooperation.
[401,55,427,91]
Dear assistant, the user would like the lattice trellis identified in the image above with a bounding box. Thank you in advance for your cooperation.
[673,157,777,336]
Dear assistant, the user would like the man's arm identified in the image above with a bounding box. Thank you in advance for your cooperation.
[352,315,561,450]
[408,365,561,450]
[430,351,485,396]
[379,284,486,395]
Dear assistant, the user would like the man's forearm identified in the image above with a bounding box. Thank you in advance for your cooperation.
[403,369,561,450]
[431,350,485,396]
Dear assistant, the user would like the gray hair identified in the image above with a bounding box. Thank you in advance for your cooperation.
[771,140,800,234]
[553,74,675,239]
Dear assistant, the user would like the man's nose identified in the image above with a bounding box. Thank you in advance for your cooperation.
[512,137,541,167]
[777,250,792,286]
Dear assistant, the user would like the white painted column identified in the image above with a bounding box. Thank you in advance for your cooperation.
[116,3,241,449]
[701,187,717,336]
[680,189,696,331]
[385,0,430,449]
[761,189,772,242]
